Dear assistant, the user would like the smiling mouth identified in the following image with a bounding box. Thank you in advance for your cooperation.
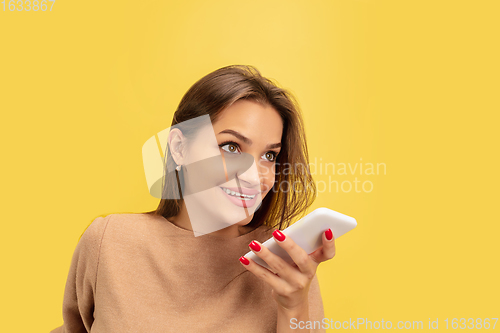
[220,187,256,200]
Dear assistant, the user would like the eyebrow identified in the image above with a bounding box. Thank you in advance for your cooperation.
[218,129,281,149]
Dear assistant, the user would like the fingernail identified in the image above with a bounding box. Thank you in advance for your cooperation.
[239,256,250,265]
[325,228,333,241]
[273,230,286,242]
[249,241,261,252]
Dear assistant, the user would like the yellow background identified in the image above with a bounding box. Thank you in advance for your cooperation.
[1,0,499,331]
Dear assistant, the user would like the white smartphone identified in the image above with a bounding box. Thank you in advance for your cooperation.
[244,207,357,270]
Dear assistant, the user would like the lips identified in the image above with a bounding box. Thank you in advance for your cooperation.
[219,186,260,208]
[220,186,260,195]
[220,187,256,199]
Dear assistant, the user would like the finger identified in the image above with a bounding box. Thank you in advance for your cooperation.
[247,240,304,285]
[309,228,336,264]
[238,256,288,294]
[272,230,316,277]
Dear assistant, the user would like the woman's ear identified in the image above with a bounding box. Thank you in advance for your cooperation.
[168,128,187,165]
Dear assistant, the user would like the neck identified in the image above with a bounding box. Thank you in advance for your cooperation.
[167,201,254,238]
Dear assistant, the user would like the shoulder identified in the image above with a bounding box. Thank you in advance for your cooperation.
[86,212,170,247]
[79,213,153,245]
[78,214,111,248]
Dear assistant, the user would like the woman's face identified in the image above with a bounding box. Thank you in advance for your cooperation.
[212,99,283,201]
[180,99,283,234]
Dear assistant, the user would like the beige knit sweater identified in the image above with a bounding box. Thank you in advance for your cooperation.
[51,213,325,332]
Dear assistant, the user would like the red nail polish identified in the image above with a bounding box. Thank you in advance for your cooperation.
[273,230,286,242]
[239,256,250,265]
[249,241,261,252]
[325,228,333,241]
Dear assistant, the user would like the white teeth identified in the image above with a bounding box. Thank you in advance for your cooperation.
[221,187,256,199]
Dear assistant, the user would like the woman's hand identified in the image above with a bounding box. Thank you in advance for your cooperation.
[239,228,335,312]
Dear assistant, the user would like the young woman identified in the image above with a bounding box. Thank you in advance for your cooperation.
[51,65,335,333]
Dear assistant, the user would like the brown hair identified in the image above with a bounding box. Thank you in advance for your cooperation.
[143,64,316,231]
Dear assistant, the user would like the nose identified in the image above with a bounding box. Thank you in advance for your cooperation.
[237,157,262,188]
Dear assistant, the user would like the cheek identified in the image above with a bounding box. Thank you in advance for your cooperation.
[259,164,276,193]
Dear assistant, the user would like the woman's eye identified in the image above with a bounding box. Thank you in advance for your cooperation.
[263,152,277,162]
[220,143,240,154]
